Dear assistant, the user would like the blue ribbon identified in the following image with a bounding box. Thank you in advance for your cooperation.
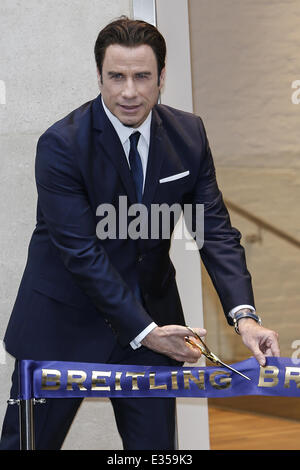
[18,357,300,400]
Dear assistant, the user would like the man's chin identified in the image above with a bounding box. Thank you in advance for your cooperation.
[114,107,148,128]
[118,116,141,128]
[123,121,139,128]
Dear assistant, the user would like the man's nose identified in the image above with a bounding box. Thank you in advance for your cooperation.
[121,78,137,99]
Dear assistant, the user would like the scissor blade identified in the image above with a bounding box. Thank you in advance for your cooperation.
[217,360,251,381]
[184,333,251,381]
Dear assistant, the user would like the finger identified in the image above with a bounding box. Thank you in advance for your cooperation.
[249,342,266,366]
[184,336,203,355]
[260,332,280,358]
[270,334,280,357]
[271,344,281,357]
[182,336,204,361]
[193,327,207,338]
[173,344,200,363]
[185,326,207,339]
[264,348,274,357]
[183,347,202,363]
[164,330,202,360]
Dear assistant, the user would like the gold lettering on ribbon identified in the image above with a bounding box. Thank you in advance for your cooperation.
[284,367,300,388]
[41,369,61,390]
[258,366,279,388]
[126,372,145,390]
[171,371,179,390]
[149,372,167,390]
[91,371,111,391]
[115,372,122,391]
[209,371,232,390]
[183,370,205,390]
[67,370,87,391]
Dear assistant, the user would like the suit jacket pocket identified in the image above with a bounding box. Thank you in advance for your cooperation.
[159,170,190,184]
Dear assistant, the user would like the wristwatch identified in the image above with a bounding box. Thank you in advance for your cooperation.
[233,310,262,335]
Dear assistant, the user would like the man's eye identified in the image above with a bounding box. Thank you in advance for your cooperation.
[136,73,149,80]
[111,74,123,80]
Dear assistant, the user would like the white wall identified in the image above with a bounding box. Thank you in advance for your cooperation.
[0,0,132,451]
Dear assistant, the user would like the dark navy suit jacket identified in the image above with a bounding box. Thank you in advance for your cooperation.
[4,94,255,363]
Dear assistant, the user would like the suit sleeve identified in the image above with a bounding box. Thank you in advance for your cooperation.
[190,118,255,324]
[35,130,153,346]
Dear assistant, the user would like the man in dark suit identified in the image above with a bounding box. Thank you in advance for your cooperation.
[0,17,279,450]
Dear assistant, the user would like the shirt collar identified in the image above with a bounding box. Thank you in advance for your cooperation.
[101,96,151,147]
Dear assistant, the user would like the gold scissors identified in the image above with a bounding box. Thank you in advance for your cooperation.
[184,326,251,381]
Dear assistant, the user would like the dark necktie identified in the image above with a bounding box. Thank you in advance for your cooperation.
[129,131,144,203]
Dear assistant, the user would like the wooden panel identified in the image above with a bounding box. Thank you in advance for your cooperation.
[209,406,300,450]
[209,396,300,421]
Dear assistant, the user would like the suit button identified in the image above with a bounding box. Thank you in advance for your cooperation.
[138,255,144,262]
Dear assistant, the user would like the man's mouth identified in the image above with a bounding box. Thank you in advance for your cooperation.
[119,104,141,113]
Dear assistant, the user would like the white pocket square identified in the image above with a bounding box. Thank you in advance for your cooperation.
[159,170,190,184]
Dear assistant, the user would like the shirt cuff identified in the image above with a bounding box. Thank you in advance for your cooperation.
[228,305,255,319]
[130,322,158,350]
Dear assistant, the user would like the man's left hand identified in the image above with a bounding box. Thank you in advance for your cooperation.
[237,318,280,366]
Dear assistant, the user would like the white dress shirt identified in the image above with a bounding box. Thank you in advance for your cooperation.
[101,97,151,189]
[101,98,255,349]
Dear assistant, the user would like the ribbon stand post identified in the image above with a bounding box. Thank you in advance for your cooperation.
[19,397,34,450]
[7,360,45,450]
[7,396,46,451]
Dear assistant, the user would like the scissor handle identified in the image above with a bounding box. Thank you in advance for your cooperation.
[185,327,222,365]
[185,326,211,354]
[184,337,204,354]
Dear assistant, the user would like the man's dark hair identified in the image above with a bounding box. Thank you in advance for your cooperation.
[94,16,166,83]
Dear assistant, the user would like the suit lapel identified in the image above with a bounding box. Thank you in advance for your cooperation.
[142,107,187,209]
[92,95,137,205]
[141,108,164,208]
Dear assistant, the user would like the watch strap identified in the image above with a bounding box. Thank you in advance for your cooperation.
[233,311,262,334]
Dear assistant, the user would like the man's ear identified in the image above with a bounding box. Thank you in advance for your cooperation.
[96,68,103,86]
[158,67,166,89]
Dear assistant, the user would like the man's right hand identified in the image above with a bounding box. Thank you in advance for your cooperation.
[141,325,207,363]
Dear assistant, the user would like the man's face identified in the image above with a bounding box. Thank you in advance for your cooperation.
[98,44,165,128]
